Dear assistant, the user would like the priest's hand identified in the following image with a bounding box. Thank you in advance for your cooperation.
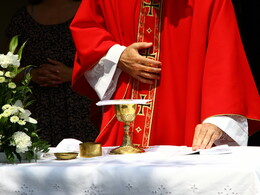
[192,123,223,150]
[118,42,162,85]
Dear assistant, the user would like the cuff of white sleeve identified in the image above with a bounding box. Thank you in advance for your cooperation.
[85,44,126,100]
[105,44,126,64]
[96,45,125,100]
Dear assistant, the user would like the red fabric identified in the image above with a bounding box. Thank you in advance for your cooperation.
[70,0,260,147]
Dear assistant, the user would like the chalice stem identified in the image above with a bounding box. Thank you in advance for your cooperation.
[122,122,133,146]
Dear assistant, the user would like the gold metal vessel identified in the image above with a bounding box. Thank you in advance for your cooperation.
[79,142,102,158]
[109,103,145,154]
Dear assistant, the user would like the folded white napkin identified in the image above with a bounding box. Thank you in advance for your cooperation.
[51,138,82,153]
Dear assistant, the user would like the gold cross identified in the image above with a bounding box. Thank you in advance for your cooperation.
[137,94,152,116]
[143,0,160,16]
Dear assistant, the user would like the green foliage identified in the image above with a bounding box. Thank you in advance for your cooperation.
[9,35,18,54]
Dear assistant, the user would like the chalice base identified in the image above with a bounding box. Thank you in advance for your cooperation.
[109,145,145,155]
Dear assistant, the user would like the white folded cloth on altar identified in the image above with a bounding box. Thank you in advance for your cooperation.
[54,138,82,152]
[41,138,82,159]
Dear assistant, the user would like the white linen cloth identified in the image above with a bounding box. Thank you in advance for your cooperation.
[0,146,260,195]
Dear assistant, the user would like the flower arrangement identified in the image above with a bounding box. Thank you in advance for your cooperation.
[0,35,49,163]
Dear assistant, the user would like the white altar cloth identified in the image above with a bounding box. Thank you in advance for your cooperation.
[0,146,260,195]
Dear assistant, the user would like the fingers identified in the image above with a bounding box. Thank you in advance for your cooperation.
[142,58,162,68]
[122,62,161,84]
[31,67,62,87]
[40,64,60,74]
[136,64,161,84]
[47,58,62,65]
[192,123,223,151]
[136,75,158,85]
[37,74,62,87]
[129,42,162,67]
[32,58,70,86]
[132,42,153,50]
[118,42,162,84]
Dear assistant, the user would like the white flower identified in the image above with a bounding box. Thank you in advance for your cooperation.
[20,109,37,124]
[10,115,19,123]
[8,82,16,89]
[7,107,15,115]
[1,106,15,117]
[0,77,5,83]
[27,117,37,124]
[2,109,12,117]
[2,104,11,110]
[9,100,23,114]
[0,52,20,68]
[0,71,3,76]
[18,107,25,113]
[0,101,37,125]
[18,120,26,126]
[5,71,15,78]
[14,100,23,108]
[10,131,32,153]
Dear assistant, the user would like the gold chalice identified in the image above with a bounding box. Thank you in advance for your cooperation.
[109,103,145,154]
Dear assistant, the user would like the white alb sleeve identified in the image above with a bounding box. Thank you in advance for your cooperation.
[84,44,126,100]
[203,115,248,146]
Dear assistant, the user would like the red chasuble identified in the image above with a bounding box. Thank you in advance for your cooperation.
[70,0,260,147]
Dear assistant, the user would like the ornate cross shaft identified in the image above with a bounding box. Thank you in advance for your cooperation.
[143,0,160,16]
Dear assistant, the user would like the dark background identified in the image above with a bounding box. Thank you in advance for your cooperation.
[0,0,27,53]
[0,0,259,145]
[232,0,260,146]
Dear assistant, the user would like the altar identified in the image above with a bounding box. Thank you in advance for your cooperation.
[0,146,260,195]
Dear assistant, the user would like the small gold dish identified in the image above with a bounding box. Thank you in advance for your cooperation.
[54,152,78,160]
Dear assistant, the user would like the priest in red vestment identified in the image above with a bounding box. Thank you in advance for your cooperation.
[70,0,260,150]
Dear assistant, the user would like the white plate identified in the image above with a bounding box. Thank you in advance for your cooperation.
[96,99,151,106]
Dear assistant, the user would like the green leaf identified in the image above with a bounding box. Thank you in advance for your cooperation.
[15,152,22,162]
[25,151,33,162]
[17,40,27,60]
[9,35,19,53]
[4,148,15,164]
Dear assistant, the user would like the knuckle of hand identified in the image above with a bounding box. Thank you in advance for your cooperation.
[200,128,207,133]
[196,124,202,129]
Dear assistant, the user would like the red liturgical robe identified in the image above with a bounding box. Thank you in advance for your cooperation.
[70,0,260,147]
